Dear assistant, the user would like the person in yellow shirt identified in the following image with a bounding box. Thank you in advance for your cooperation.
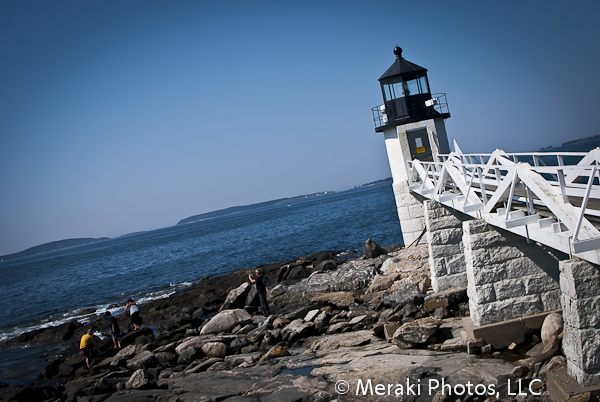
[80,329,99,369]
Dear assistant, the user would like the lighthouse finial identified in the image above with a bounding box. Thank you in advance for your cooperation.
[393,46,402,59]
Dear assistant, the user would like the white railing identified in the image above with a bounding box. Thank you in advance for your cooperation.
[408,147,600,265]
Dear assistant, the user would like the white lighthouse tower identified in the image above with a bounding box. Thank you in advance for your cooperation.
[372,46,451,246]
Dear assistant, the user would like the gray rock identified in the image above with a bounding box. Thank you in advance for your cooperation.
[245,284,259,308]
[155,351,176,366]
[125,368,151,390]
[175,334,237,355]
[177,346,201,365]
[58,363,75,378]
[307,330,376,351]
[326,322,350,334]
[313,311,331,328]
[384,322,401,342]
[185,357,223,374]
[314,260,337,273]
[247,323,269,343]
[224,352,262,368]
[349,315,367,325]
[393,317,442,346]
[310,291,358,308]
[220,282,251,311]
[230,337,250,351]
[110,344,138,367]
[304,309,321,322]
[382,285,425,308]
[282,319,315,342]
[206,361,228,372]
[541,312,563,345]
[201,342,227,358]
[201,309,252,335]
[126,350,158,371]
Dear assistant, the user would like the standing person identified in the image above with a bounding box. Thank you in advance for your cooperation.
[104,311,121,349]
[249,269,270,315]
[80,328,100,369]
[125,299,142,330]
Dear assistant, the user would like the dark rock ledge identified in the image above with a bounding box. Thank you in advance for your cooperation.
[0,242,567,402]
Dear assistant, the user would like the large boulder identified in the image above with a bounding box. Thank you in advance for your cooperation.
[177,346,202,365]
[30,321,81,345]
[175,335,237,355]
[201,309,252,335]
[220,282,251,311]
[126,350,159,371]
[201,342,227,358]
[125,369,151,390]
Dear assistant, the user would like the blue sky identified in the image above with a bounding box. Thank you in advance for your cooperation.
[1,0,599,255]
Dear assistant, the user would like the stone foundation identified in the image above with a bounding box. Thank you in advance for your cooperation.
[560,259,600,386]
[463,219,565,327]
[393,180,427,247]
[424,200,470,292]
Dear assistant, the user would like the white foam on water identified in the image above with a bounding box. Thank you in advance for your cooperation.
[0,279,196,343]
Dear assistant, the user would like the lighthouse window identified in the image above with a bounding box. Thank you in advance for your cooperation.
[384,84,393,101]
[382,82,406,101]
[419,76,429,93]
[392,82,404,99]
[405,76,429,96]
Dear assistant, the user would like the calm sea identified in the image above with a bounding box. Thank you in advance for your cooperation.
[0,182,403,384]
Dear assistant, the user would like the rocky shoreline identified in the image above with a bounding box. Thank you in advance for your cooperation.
[0,240,569,402]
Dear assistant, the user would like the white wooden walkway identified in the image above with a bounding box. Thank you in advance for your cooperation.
[408,142,600,265]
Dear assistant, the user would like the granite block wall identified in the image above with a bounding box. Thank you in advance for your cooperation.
[463,219,565,327]
[424,200,470,292]
[560,259,600,386]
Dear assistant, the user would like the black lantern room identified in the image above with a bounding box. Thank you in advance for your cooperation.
[372,46,450,132]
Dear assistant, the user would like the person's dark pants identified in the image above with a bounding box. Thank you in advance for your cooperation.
[257,289,270,315]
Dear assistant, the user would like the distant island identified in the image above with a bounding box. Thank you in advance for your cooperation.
[2,177,394,260]
[538,134,600,151]
[354,177,392,189]
[177,191,336,225]
[0,238,109,262]
[178,177,393,225]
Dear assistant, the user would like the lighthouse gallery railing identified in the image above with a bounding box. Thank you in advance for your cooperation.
[407,148,600,265]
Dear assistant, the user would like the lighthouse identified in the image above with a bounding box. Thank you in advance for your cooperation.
[372,46,451,246]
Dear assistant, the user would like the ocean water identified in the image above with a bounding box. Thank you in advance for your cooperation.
[0,182,403,384]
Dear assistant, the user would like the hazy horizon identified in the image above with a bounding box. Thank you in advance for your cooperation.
[2,176,395,257]
[2,0,598,255]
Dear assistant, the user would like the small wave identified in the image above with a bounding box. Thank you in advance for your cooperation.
[0,281,195,343]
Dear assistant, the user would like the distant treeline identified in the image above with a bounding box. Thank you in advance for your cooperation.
[0,238,109,262]
[177,192,334,225]
[540,134,600,151]
[354,177,392,189]
[562,135,600,147]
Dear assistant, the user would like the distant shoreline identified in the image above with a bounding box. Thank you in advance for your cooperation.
[1,178,393,260]
[538,134,600,151]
